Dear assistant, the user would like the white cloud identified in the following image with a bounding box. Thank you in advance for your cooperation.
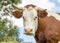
[18,0,55,10]
[52,6,60,13]
[57,0,60,3]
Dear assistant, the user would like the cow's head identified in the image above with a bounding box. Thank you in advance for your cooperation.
[12,4,47,35]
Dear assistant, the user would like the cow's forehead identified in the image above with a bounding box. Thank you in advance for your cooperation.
[24,4,36,9]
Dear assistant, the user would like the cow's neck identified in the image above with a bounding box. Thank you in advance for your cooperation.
[36,17,46,33]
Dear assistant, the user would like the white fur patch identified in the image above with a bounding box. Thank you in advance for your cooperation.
[47,10,60,21]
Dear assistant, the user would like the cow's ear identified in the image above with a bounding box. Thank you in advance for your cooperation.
[12,10,22,18]
[37,9,48,18]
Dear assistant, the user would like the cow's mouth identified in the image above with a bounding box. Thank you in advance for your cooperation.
[24,32,34,35]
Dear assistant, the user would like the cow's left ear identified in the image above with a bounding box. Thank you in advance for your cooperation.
[12,10,23,18]
[37,9,48,18]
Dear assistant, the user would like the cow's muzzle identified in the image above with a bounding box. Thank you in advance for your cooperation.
[24,28,33,35]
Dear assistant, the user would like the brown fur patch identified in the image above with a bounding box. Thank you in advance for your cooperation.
[35,16,60,43]
[24,4,36,9]
[37,9,48,18]
[12,11,22,18]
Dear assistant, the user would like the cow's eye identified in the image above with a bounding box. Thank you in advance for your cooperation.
[34,17,37,20]
[23,16,24,18]
[23,16,25,20]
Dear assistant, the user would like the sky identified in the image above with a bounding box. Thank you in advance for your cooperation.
[16,0,60,43]
[18,0,60,13]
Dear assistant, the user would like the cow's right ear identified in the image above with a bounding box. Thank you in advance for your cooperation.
[37,9,48,18]
[12,10,23,18]
[35,7,47,18]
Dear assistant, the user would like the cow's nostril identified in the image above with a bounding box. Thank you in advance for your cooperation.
[25,29,27,32]
[30,29,32,32]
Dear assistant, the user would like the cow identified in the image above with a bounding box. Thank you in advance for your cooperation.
[12,4,60,43]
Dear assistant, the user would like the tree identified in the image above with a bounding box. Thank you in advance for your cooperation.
[0,0,21,6]
[0,0,23,43]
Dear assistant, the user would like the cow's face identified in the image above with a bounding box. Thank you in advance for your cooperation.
[12,4,47,35]
[23,6,38,35]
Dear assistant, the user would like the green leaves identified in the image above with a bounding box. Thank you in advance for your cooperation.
[0,0,22,12]
[0,0,21,6]
[0,18,7,31]
[0,0,23,42]
[0,18,18,42]
[10,0,21,4]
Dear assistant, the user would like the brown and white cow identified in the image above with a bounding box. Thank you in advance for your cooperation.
[12,4,60,43]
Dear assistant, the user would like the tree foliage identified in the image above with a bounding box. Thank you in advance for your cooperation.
[0,0,23,43]
[0,0,21,6]
[0,18,18,42]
